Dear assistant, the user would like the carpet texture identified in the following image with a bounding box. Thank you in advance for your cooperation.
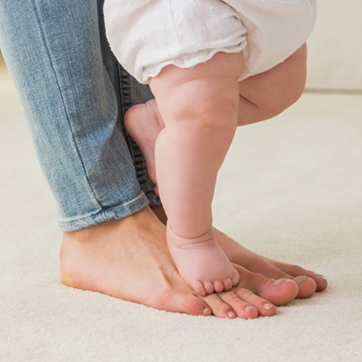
[1,66,362,361]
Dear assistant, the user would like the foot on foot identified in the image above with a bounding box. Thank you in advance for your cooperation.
[167,227,240,296]
[151,206,326,300]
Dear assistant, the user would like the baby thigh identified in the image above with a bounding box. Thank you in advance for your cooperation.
[237,44,307,126]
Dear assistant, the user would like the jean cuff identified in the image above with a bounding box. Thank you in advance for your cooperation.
[58,192,150,232]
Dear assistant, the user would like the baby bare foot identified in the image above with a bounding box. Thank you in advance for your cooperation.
[167,227,240,296]
[124,100,163,193]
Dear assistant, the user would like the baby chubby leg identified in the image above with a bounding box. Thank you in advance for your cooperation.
[149,52,242,296]
[125,45,308,192]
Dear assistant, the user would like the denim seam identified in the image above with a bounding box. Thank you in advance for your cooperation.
[118,67,160,207]
[118,67,146,182]
[30,0,102,210]
[118,65,135,159]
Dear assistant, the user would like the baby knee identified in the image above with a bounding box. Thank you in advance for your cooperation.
[262,77,305,119]
[187,99,238,136]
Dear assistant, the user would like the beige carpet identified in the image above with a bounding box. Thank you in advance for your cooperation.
[1,64,362,361]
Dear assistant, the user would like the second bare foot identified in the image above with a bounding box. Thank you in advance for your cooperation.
[124,100,163,194]
[213,228,327,300]
[61,208,210,316]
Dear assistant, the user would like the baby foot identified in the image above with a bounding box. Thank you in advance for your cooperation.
[124,100,164,193]
[167,227,240,296]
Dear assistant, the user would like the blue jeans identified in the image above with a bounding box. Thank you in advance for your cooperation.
[0,0,159,231]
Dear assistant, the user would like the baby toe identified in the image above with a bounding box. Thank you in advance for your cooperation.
[213,280,224,293]
[222,278,233,291]
[203,281,214,295]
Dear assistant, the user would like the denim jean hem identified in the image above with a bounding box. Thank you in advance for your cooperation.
[58,193,150,232]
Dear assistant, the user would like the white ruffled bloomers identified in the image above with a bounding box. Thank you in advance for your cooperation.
[104,0,317,84]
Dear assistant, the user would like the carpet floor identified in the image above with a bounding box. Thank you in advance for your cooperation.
[1,65,361,362]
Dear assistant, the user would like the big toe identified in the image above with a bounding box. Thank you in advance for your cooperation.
[261,279,299,306]
[160,289,210,316]
[183,294,211,316]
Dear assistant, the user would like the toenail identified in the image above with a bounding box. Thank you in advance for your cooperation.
[228,311,236,319]
[245,306,255,313]
[293,276,308,284]
[317,274,326,281]
[264,303,273,310]
[273,278,288,286]
[203,308,211,316]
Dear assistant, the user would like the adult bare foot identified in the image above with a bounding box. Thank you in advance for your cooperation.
[60,207,278,319]
[213,228,327,299]
[61,207,210,316]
